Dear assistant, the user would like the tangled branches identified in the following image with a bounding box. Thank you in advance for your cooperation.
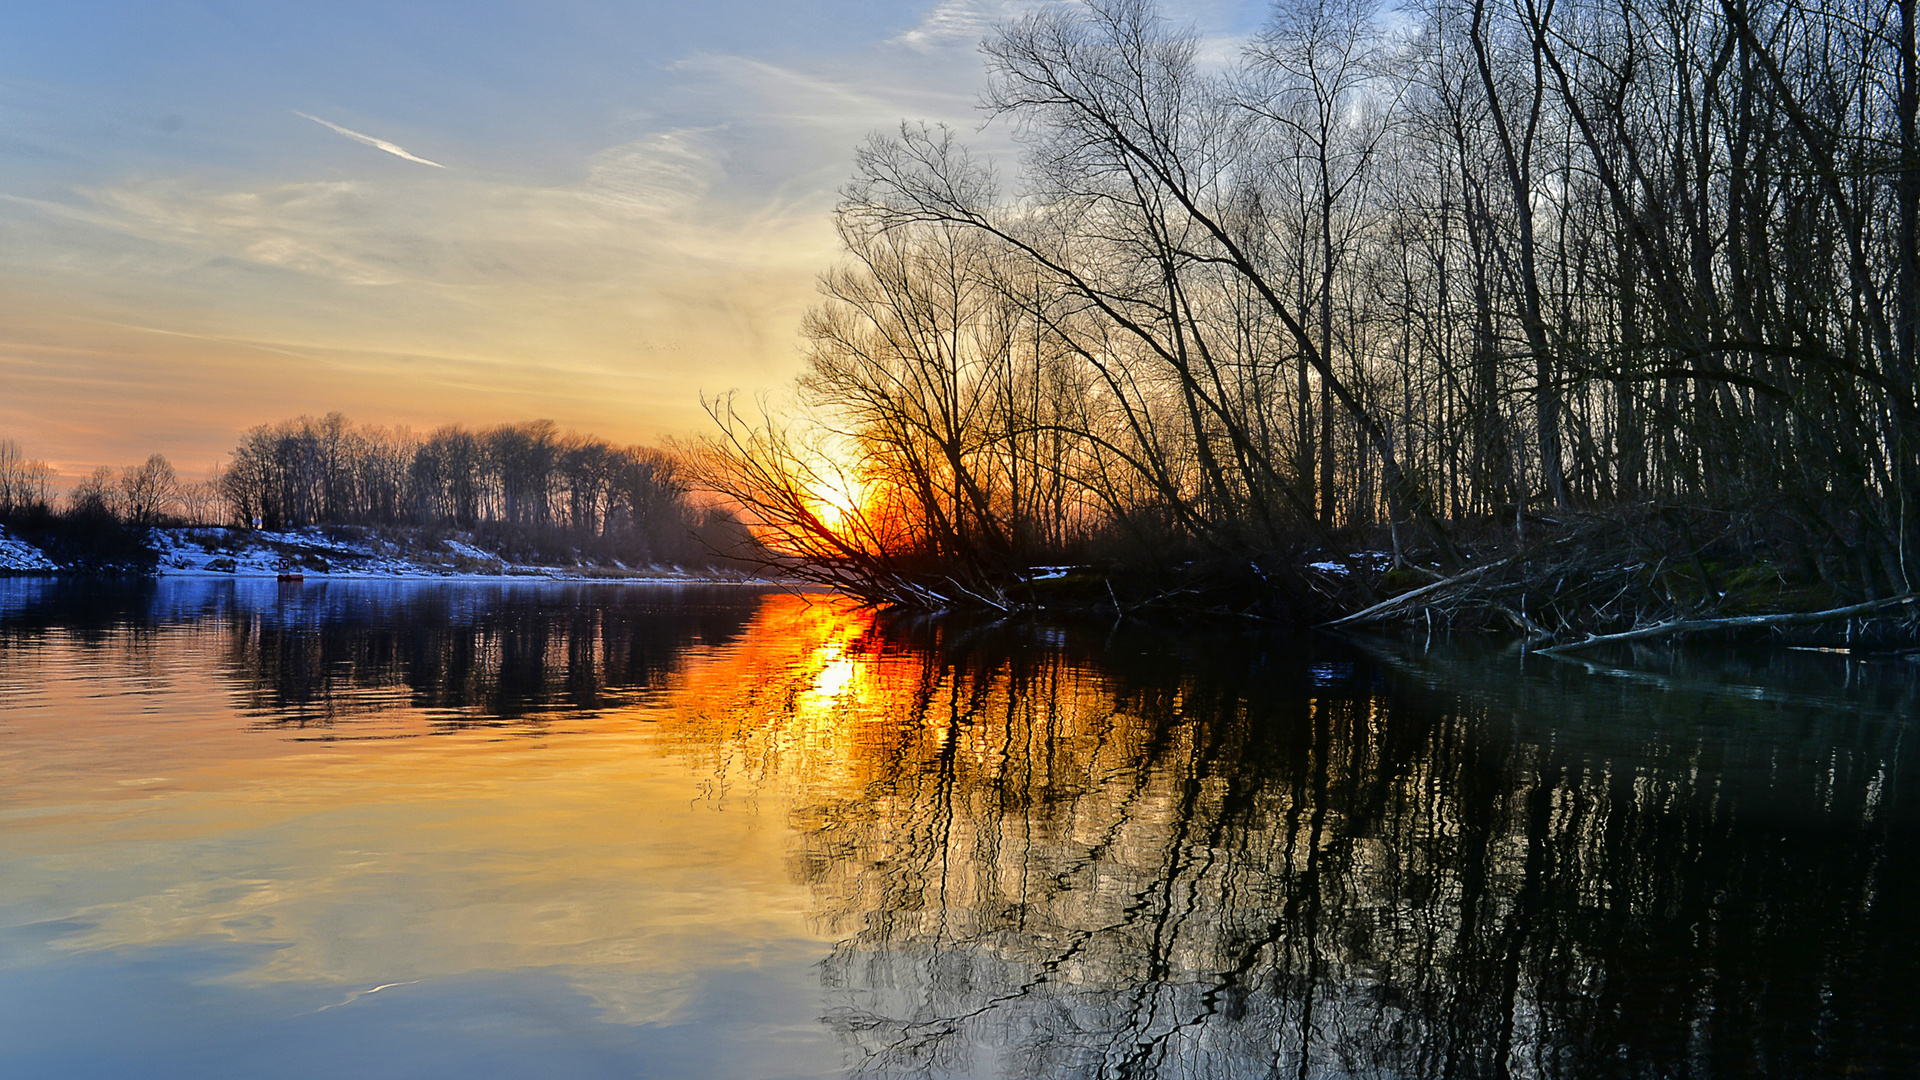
[1328,505,1920,650]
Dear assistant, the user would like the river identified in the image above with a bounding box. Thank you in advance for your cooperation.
[0,578,1912,1078]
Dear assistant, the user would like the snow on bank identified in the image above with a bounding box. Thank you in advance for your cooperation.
[152,527,417,577]
[0,524,55,572]
[1307,551,1395,577]
[442,539,503,566]
[145,527,756,583]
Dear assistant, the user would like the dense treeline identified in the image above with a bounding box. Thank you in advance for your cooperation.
[696,0,1920,630]
[220,414,674,533]
[215,413,721,563]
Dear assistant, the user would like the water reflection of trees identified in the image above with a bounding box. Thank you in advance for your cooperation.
[218,584,765,727]
[4,581,1912,1073]
[789,620,1917,1079]
[0,579,764,728]
[0,577,165,644]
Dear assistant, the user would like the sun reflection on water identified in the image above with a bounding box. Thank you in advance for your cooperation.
[0,580,1914,1078]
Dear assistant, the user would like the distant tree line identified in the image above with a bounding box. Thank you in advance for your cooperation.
[2,439,213,529]
[1,415,732,568]
[214,413,721,562]
[68,454,187,527]
[696,0,1920,618]
[0,441,181,570]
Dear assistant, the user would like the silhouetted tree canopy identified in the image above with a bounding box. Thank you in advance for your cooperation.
[696,0,1920,626]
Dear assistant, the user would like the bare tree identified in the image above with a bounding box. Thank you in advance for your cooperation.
[1245,0,1400,524]
[68,466,119,520]
[0,439,53,513]
[118,453,179,528]
[698,0,1916,621]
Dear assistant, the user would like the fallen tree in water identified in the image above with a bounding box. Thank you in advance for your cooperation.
[1536,594,1919,653]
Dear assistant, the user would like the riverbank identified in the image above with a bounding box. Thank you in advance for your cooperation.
[805,503,1920,653]
[0,522,773,585]
[10,508,1914,652]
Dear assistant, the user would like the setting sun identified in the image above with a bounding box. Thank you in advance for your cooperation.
[806,468,869,534]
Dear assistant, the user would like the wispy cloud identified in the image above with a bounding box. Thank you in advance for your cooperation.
[893,0,1045,52]
[296,112,447,168]
[0,24,1015,465]
[892,1,1265,62]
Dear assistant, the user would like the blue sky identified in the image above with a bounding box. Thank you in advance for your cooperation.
[0,0,1262,478]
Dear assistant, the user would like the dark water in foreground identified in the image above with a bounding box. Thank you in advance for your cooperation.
[0,579,1913,1079]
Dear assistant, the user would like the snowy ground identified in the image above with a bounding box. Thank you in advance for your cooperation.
[1307,551,1396,577]
[0,525,760,583]
[0,524,57,572]
[151,527,754,581]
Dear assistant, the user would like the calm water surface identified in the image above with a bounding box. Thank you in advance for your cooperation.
[0,578,1913,1078]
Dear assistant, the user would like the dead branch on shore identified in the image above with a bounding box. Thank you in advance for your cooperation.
[1322,513,1636,630]
[1537,594,1919,653]
[1323,554,1520,628]
[1318,504,1919,648]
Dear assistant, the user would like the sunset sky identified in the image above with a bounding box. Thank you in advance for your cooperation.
[0,0,1258,482]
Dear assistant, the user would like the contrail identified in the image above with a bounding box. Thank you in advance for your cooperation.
[296,112,446,168]
[315,980,421,1011]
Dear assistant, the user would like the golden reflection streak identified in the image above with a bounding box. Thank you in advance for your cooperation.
[0,594,898,1024]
